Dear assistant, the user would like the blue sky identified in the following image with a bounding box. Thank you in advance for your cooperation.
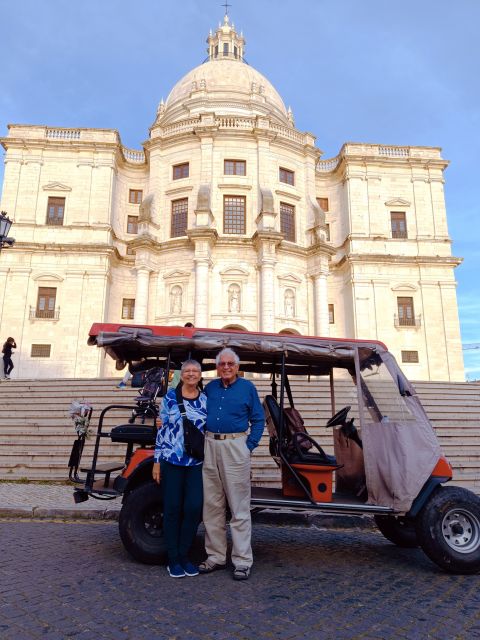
[1,0,479,378]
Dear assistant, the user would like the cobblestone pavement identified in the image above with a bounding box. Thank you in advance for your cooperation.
[0,482,120,519]
[1,520,480,640]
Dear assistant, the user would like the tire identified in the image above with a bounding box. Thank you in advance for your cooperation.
[374,515,419,548]
[416,485,480,574]
[118,482,167,565]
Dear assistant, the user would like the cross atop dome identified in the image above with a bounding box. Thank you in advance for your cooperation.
[207,12,245,61]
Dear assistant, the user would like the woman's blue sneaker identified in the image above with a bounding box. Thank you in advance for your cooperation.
[182,561,199,577]
[167,563,185,578]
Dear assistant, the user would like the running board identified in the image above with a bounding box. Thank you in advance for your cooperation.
[250,496,397,515]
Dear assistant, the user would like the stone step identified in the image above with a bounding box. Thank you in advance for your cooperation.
[1,377,480,493]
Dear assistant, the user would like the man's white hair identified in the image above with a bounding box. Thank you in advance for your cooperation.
[215,348,240,366]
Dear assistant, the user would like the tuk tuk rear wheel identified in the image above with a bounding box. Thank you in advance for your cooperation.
[416,485,480,574]
[119,482,167,565]
[374,515,419,548]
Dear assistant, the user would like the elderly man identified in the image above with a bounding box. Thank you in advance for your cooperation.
[199,348,265,580]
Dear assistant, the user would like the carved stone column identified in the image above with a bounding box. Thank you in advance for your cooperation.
[311,270,329,336]
[253,231,283,333]
[188,228,217,328]
[193,257,211,327]
[134,266,151,323]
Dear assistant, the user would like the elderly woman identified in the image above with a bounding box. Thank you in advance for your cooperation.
[152,359,206,578]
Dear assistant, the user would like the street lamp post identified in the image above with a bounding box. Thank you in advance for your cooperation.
[0,211,15,250]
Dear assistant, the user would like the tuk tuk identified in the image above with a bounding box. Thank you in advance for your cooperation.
[71,323,480,574]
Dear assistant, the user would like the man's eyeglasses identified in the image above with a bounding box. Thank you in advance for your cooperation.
[218,361,237,367]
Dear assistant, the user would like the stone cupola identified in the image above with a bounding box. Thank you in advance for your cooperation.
[207,14,245,61]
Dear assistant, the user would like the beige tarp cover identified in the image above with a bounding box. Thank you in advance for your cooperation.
[361,351,442,512]
[90,326,443,512]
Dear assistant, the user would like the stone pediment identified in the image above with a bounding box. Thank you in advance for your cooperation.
[163,269,191,280]
[42,182,72,192]
[385,198,411,207]
[33,273,64,282]
[219,267,249,277]
[391,283,417,291]
[277,273,302,284]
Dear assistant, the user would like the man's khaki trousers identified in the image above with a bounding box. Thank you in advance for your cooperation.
[202,434,253,568]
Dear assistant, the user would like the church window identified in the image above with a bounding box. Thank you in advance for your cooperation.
[397,297,415,326]
[280,202,295,242]
[31,344,51,358]
[402,350,419,363]
[126,246,135,256]
[325,223,330,242]
[224,159,246,176]
[171,198,188,237]
[329,304,335,324]
[129,189,143,204]
[391,211,407,239]
[234,45,238,59]
[224,196,246,234]
[317,197,329,212]
[46,197,65,226]
[127,216,138,234]
[36,287,57,319]
[279,167,295,186]
[122,298,135,320]
[223,43,229,56]
[173,163,189,180]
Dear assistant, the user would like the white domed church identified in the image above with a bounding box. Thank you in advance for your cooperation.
[0,15,464,380]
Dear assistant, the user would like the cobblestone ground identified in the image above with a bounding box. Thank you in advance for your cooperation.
[0,520,479,640]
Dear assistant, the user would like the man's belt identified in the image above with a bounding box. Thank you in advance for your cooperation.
[205,431,246,440]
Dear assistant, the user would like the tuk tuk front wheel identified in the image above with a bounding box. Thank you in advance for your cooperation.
[374,515,419,548]
[416,485,480,574]
[119,482,167,565]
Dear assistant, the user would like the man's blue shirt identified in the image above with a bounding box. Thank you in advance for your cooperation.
[204,377,265,451]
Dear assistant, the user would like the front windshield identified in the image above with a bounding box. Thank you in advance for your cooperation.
[359,357,416,426]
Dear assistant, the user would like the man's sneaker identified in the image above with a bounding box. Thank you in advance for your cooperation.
[4,376,10,380]
[233,566,251,581]
[182,561,199,577]
[116,382,126,390]
[167,563,185,578]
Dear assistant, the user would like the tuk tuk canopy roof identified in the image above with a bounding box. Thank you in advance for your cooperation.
[88,323,388,375]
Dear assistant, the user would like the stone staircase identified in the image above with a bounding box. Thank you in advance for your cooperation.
[0,377,479,494]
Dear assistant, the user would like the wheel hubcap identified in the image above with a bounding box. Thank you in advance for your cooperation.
[441,508,480,553]
[144,508,163,538]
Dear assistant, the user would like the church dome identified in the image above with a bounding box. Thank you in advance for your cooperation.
[155,15,290,127]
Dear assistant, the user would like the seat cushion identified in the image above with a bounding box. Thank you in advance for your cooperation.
[110,424,156,445]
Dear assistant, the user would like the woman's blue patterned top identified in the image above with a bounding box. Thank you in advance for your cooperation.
[154,388,207,466]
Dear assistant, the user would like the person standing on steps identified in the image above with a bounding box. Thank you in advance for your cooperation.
[2,337,16,380]
[152,359,206,579]
[199,348,265,581]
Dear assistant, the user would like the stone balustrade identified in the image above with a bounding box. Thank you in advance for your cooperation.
[215,116,255,129]
[46,128,81,140]
[317,156,341,172]
[379,145,410,157]
[122,147,145,163]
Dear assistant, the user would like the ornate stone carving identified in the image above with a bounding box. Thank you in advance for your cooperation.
[170,285,183,314]
[284,288,295,317]
[228,283,241,312]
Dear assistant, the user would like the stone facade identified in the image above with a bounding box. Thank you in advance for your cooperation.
[0,16,464,381]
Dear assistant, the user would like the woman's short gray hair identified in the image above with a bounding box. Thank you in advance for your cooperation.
[215,348,240,366]
[180,359,202,373]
